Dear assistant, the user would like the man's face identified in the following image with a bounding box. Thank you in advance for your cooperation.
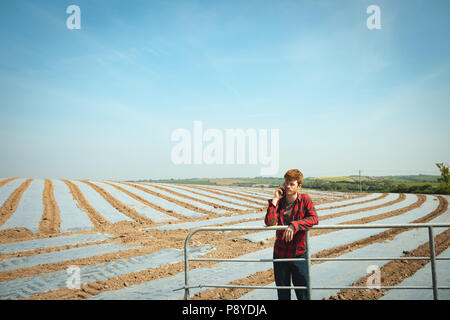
[283,179,301,195]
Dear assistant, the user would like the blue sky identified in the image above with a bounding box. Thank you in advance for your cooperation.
[0,0,449,180]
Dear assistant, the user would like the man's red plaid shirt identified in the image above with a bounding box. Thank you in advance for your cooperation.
[264,192,319,258]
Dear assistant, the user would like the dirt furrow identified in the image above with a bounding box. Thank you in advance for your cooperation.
[317,193,388,211]
[62,180,112,231]
[0,236,119,262]
[207,186,273,201]
[182,184,268,204]
[118,181,221,218]
[0,177,18,188]
[159,184,263,210]
[317,193,404,222]
[38,179,61,235]
[78,180,154,225]
[0,179,33,228]
[139,183,258,215]
[102,181,190,222]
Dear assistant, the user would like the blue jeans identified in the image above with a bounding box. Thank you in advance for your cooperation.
[273,253,308,300]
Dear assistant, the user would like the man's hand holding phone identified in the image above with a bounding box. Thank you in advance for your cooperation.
[270,185,285,209]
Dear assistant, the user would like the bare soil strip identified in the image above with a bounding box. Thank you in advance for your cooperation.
[0,237,119,262]
[317,193,388,211]
[62,180,112,232]
[317,193,405,223]
[307,194,420,240]
[0,179,33,228]
[102,181,190,222]
[78,180,154,225]
[0,177,18,188]
[38,179,61,235]
[258,188,368,207]
[306,191,368,203]
[160,184,263,210]
[182,184,268,204]
[189,195,446,300]
[139,183,258,215]
[208,186,272,201]
[117,181,219,218]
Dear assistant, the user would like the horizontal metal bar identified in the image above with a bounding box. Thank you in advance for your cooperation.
[189,258,306,262]
[310,257,450,261]
[312,223,450,229]
[173,284,308,292]
[312,286,450,290]
[187,223,450,233]
[174,284,450,292]
[189,257,450,262]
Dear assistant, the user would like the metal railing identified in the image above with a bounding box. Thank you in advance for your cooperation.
[175,223,450,300]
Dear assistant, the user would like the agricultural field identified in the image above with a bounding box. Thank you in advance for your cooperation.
[0,177,449,300]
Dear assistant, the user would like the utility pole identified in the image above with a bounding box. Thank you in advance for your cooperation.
[359,170,362,193]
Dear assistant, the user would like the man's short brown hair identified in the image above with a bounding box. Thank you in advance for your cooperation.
[284,169,303,186]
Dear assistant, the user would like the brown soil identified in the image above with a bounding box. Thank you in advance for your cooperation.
[62,180,112,232]
[0,227,35,244]
[0,179,33,228]
[0,177,18,187]
[184,184,268,204]
[78,180,154,225]
[38,179,61,235]
[160,184,262,210]
[317,193,388,211]
[318,193,404,222]
[101,181,190,222]
[139,183,258,215]
[117,181,223,219]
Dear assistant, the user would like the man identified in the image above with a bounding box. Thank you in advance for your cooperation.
[265,169,319,300]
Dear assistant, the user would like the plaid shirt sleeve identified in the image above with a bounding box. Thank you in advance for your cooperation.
[264,198,279,226]
[289,194,319,233]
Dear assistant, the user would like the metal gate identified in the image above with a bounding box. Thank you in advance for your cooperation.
[175,223,450,300]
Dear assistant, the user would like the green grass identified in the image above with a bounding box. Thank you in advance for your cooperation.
[129,175,449,194]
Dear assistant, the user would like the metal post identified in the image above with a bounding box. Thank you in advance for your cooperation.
[305,230,311,300]
[184,230,195,300]
[428,226,438,300]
